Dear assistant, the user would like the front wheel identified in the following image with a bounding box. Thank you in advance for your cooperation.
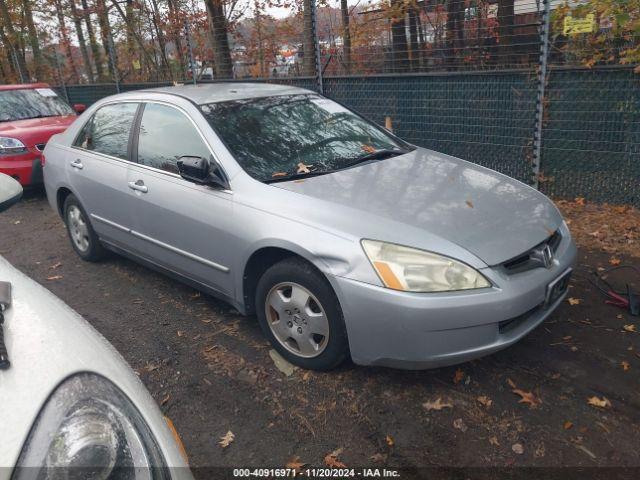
[255,258,349,371]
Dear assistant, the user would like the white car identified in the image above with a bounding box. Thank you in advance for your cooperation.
[0,174,191,479]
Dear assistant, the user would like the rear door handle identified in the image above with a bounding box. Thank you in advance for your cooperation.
[128,180,148,193]
[70,159,83,170]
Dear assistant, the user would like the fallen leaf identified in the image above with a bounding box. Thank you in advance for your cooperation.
[489,436,500,446]
[296,162,311,174]
[49,262,62,269]
[574,197,585,206]
[285,456,306,469]
[563,421,573,430]
[453,418,468,432]
[512,389,542,408]
[587,396,611,409]
[177,330,185,337]
[512,443,524,455]
[370,453,387,463]
[160,394,170,406]
[609,257,621,266]
[385,435,394,447]
[619,360,630,372]
[568,297,581,306]
[453,368,465,384]
[13,220,21,225]
[422,397,453,411]
[476,395,493,408]
[465,199,474,208]
[219,430,235,448]
[46,275,63,281]
[506,378,517,389]
[324,448,346,468]
[623,324,636,332]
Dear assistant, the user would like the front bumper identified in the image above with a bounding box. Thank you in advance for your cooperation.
[329,232,577,369]
[0,149,44,186]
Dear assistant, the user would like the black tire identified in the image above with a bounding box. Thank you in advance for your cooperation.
[256,257,349,371]
[63,194,106,262]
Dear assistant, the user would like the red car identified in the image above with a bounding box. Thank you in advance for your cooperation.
[0,83,85,186]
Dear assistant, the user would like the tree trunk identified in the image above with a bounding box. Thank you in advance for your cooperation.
[446,0,465,69]
[340,0,351,73]
[0,0,29,80]
[302,0,317,77]
[148,0,171,79]
[96,0,117,81]
[167,0,187,78]
[390,0,409,73]
[497,0,514,66]
[69,0,94,82]
[54,0,80,82]
[22,0,45,79]
[81,0,105,80]
[204,0,233,78]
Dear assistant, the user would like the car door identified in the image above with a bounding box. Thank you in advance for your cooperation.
[69,102,140,246]
[126,101,236,297]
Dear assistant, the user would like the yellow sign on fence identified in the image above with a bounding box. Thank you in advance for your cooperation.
[563,14,596,35]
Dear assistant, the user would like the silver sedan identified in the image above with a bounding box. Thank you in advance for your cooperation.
[43,83,577,370]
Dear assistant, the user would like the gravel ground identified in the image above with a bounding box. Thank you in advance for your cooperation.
[1,190,639,475]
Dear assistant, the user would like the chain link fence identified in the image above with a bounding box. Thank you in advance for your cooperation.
[44,0,639,206]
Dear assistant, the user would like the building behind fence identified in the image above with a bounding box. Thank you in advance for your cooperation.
[38,0,639,206]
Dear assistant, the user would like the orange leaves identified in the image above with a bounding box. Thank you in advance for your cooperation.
[324,448,346,468]
[568,297,582,306]
[422,397,453,411]
[507,378,542,408]
[587,396,612,409]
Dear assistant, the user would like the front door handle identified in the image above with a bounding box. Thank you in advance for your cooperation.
[128,180,148,193]
[70,159,84,170]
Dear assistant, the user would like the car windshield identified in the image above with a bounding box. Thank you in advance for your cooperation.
[0,88,74,122]
[201,94,410,182]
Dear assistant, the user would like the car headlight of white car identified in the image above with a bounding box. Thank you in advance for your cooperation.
[0,137,27,155]
[15,373,168,478]
[362,239,491,292]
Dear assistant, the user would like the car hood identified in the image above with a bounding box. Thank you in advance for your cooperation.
[273,147,562,266]
[0,115,76,147]
[0,256,190,474]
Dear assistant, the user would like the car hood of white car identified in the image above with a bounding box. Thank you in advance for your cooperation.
[0,256,190,476]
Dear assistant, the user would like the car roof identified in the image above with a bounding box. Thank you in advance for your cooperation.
[142,82,313,105]
[0,83,51,91]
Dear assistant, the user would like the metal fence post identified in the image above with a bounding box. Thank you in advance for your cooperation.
[532,0,551,189]
[184,20,197,85]
[310,0,324,94]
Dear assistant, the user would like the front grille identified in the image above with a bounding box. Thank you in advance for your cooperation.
[502,230,562,274]
[35,143,46,151]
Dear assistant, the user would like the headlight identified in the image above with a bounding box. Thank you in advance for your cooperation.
[362,239,491,292]
[0,136,27,155]
[15,373,168,480]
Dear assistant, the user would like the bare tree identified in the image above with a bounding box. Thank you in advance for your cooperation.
[69,0,94,81]
[22,0,45,79]
[340,0,351,73]
[0,0,29,80]
[81,0,105,80]
[204,0,233,78]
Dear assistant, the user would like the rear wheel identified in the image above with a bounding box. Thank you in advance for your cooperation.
[256,258,349,371]
[63,194,106,262]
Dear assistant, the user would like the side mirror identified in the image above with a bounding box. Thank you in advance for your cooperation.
[73,103,87,114]
[177,156,228,189]
[0,174,23,213]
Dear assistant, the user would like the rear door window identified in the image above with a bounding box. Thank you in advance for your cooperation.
[74,103,139,161]
[136,103,211,174]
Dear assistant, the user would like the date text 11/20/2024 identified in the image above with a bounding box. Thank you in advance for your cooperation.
[232,468,401,477]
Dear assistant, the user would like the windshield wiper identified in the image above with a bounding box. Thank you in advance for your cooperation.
[264,169,335,184]
[341,148,410,168]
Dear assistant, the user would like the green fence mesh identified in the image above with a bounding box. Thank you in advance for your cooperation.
[53,67,640,206]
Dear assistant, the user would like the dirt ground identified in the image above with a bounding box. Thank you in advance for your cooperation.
[1,190,639,475]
